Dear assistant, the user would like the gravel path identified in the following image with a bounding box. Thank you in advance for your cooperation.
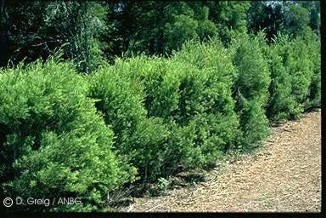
[121,111,321,212]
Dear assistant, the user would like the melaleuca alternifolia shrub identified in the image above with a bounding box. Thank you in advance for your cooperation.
[302,29,321,109]
[105,49,240,171]
[132,58,182,121]
[285,38,313,117]
[117,57,198,176]
[88,62,170,181]
[230,33,271,150]
[0,60,129,212]
[168,39,240,167]
[266,31,319,121]
[121,58,195,173]
[265,36,298,121]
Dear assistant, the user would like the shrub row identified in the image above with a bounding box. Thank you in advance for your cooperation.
[0,31,320,211]
[0,60,131,211]
[230,33,271,150]
[265,30,321,121]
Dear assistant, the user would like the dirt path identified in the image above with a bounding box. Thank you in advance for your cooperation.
[120,111,321,212]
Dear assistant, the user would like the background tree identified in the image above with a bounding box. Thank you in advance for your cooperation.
[0,0,321,70]
[109,1,217,57]
[283,2,310,38]
[247,1,320,42]
[247,1,284,42]
[206,1,250,45]
[0,0,109,73]
[44,1,109,73]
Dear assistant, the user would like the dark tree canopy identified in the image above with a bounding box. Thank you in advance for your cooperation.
[0,0,320,71]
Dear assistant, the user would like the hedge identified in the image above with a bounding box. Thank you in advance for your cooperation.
[265,30,320,121]
[0,60,129,211]
[230,33,271,150]
[0,31,320,211]
[88,63,169,181]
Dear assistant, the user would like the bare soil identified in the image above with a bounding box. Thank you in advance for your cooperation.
[119,110,321,212]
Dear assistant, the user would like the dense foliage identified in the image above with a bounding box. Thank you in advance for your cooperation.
[0,0,320,212]
[230,33,271,150]
[1,1,320,70]
[0,59,132,211]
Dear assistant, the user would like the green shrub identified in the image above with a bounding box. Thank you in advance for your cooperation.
[265,31,319,121]
[286,39,313,111]
[270,34,315,119]
[230,33,271,150]
[101,43,240,171]
[88,63,170,181]
[302,30,321,109]
[265,36,299,121]
[169,39,240,167]
[0,59,128,211]
[103,57,187,176]
[136,59,182,121]
[0,30,320,212]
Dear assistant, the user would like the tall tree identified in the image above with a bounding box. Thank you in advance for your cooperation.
[283,2,310,38]
[247,1,284,42]
[0,0,10,67]
[1,0,108,73]
[108,1,217,57]
[247,1,319,42]
[206,1,250,45]
[40,1,109,73]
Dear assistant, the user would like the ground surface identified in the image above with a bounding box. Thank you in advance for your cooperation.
[119,111,321,212]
